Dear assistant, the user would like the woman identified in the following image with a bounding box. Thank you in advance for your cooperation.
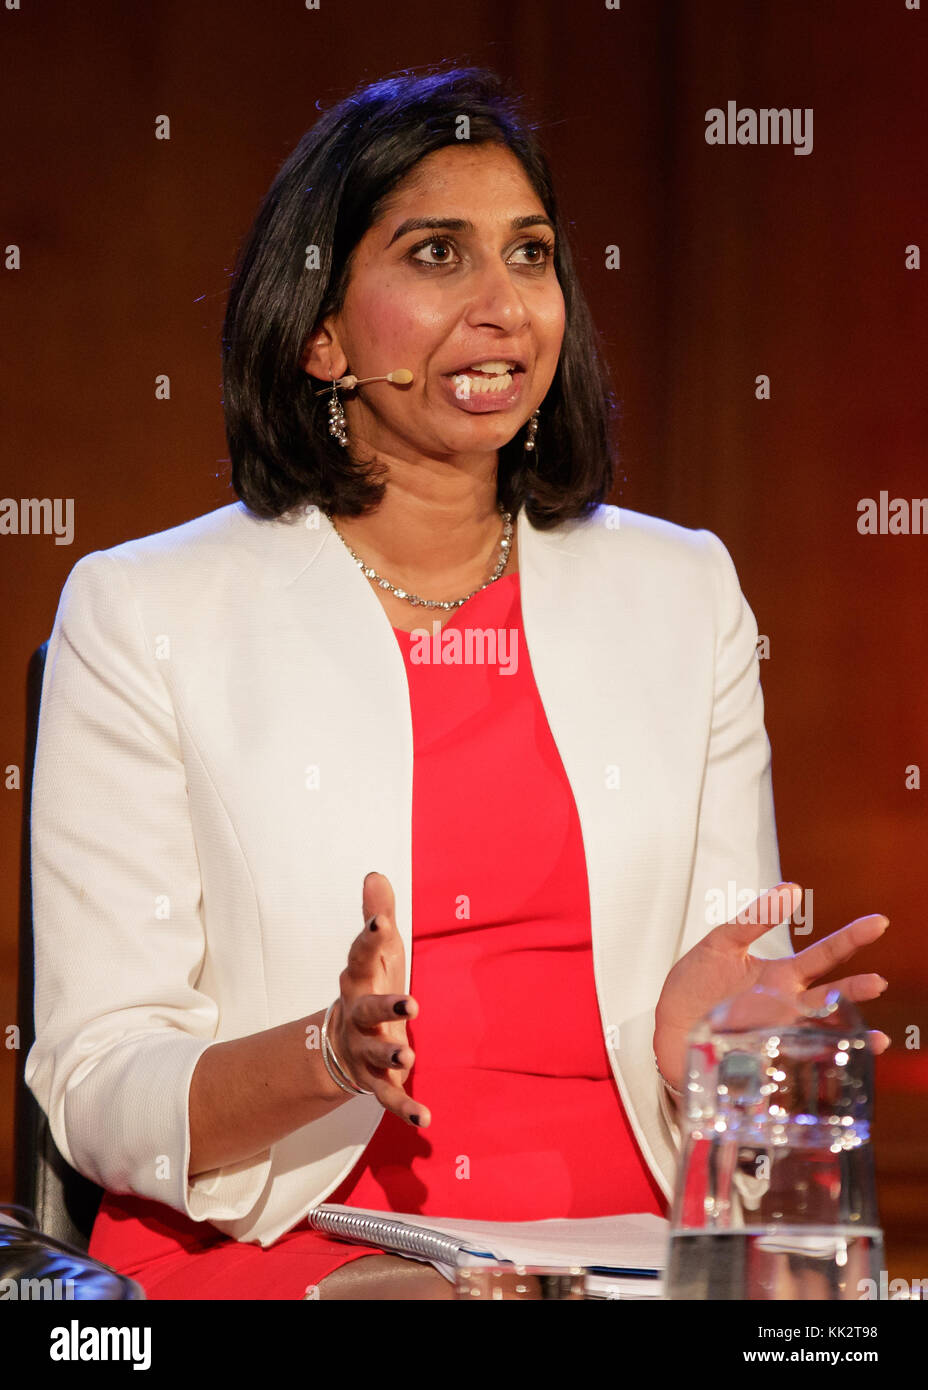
[25,64,890,1301]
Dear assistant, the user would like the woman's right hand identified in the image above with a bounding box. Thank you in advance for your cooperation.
[328,870,430,1128]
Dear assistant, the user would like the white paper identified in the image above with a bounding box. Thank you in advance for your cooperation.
[318,1204,670,1279]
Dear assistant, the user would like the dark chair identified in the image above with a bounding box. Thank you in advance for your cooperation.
[9,639,142,1298]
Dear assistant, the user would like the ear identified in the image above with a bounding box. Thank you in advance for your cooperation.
[300,317,349,384]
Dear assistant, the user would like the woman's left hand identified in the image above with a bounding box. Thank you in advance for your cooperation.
[653,882,891,1092]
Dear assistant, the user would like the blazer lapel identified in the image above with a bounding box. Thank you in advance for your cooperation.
[516,504,684,1198]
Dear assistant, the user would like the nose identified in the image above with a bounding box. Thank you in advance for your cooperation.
[462,255,532,334]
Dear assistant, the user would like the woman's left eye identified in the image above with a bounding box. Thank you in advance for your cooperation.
[408,237,555,268]
[510,239,555,266]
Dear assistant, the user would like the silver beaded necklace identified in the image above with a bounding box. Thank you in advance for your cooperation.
[326,504,513,611]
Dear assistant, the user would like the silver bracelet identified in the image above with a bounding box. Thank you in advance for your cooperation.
[653,1053,684,1101]
[321,1035,361,1096]
[321,1000,373,1096]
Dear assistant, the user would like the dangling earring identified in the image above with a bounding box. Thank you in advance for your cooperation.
[327,377,348,448]
[523,409,540,452]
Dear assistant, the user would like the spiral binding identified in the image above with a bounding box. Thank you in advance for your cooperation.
[308,1207,479,1266]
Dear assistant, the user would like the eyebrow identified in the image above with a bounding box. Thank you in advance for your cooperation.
[386,214,556,248]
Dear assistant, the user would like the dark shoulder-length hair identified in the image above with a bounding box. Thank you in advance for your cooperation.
[222,62,617,529]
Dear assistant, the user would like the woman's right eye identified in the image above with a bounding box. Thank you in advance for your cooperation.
[408,237,458,268]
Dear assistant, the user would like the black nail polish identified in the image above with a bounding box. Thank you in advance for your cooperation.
[366,915,378,932]
[393,1000,408,1016]
[391,1050,402,1067]
[410,1114,421,1127]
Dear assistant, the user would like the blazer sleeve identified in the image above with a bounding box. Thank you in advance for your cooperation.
[24,549,272,1226]
[679,527,795,962]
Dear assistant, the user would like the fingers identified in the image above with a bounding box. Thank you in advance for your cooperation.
[332,870,429,1128]
[352,992,419,1030]
[791,914,889,987]
[344,917,404,977]
[366,1074,429,1128]
[355,1068,430,1128]
[335,997,417,1069]
[800,973,888,1012]
[717,882,804,947]
[344,995,418,1097]
[344,913,400,968]
[362,870,395,932]
[333,990,425,1125]
[869,1030,891,1054]
[345,871,405,979]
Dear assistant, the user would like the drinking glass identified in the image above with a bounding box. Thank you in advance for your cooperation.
[663,986,884,1300]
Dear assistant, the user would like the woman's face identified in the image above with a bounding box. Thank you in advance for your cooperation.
[305,142,565,465]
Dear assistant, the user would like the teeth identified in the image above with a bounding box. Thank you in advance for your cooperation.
[451,367,514,395]
[466,360,515,374]
[453,372,512,394]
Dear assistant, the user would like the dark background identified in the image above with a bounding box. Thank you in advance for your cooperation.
[2,1,926,1278]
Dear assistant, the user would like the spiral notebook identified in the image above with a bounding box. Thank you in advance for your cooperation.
[308,1204,669,1298]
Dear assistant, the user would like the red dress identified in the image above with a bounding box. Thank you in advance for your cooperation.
[87,571,666,1297]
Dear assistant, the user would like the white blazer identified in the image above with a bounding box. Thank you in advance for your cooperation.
[25,499,792,1248]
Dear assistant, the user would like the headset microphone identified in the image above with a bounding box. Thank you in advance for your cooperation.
[313,369,413,395]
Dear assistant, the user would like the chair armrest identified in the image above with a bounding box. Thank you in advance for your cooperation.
[0,1213,145,1300]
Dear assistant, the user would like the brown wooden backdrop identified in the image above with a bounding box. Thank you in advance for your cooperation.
[2,0,926,1277]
